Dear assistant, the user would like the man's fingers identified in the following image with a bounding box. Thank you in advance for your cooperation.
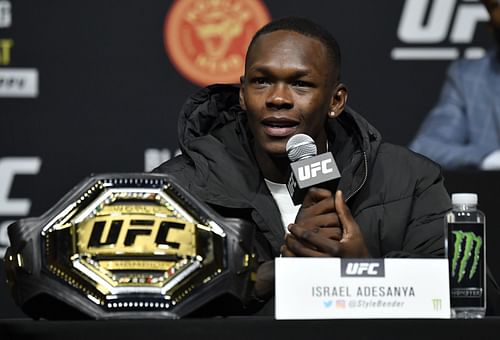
[334,190,371,258]
[280,245,296,257]
[335,190,355,236]
[301,187,333,209]
[290,220,342,240]
[296,198,336,222]
[295,212,341,229]
[285,234,330,257]
[296,188,335,222]
[320,227,342,240]
[288,224,342,256]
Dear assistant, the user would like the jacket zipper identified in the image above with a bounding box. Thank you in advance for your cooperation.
[345,151,368,202]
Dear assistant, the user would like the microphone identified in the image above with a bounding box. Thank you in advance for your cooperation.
[286,134,341,205]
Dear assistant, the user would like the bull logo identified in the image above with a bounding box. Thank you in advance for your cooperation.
[164,0,270,86]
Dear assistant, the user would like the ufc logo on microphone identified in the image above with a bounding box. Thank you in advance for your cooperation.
[341,259,385,277]
[297,159,333,181]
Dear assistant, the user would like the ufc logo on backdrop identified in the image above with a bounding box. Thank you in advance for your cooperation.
[0,157,41,216]
[392,0,489,60]
[0,157,41,258]
[297,159,333,181]
[341,259,385,277]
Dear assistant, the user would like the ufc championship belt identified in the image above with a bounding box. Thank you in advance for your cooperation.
[4,173,256,319]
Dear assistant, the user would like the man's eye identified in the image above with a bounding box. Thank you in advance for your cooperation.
[253,78,270,85]
[292,80,311,87]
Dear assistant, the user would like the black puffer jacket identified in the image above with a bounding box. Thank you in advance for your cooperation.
[156,84,500,315]
[155,84,451,261]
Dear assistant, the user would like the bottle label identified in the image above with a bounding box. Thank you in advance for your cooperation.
[447,223,485,308]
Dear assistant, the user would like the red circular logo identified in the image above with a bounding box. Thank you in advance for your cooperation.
[164,0,271,86]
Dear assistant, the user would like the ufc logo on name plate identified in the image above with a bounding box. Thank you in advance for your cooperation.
[341,259,386,277]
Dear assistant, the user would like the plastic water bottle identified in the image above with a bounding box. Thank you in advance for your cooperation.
[445,193,486,318]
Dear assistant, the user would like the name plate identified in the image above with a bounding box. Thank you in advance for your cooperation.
[275,258,450,319]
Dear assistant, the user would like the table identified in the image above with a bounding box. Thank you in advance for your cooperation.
[1,317,500,340]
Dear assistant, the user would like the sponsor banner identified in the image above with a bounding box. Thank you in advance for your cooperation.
[0,68,38,97]
[0,38,13,65]
[0,0,11,28]
[275,258,450,319]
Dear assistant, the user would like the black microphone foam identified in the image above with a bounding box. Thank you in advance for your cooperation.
[286,134,341,205]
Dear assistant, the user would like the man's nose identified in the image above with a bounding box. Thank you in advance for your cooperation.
[266,83,293,110]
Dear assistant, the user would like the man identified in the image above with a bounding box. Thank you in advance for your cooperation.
[155,17,451,310]
[410,0,500,170]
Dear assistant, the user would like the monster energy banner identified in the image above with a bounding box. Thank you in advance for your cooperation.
[448,223,485,309]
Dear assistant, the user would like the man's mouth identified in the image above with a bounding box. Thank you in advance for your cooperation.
[261,117,299,137]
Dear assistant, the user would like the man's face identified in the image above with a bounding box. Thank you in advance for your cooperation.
[240,30,338,158]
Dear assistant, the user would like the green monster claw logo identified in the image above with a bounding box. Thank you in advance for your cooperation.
[451,231,482,283]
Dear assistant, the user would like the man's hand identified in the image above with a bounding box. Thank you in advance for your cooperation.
[281,189,370,258]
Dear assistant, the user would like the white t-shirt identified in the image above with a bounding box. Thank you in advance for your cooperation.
[264,178,301,232]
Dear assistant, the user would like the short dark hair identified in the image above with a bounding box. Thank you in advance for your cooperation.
[245,17,342,82]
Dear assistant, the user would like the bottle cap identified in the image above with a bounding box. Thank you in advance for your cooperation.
[451,193,478,205]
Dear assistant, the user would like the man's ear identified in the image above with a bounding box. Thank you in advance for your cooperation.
[239,75,247,110]
[328,83,348,118]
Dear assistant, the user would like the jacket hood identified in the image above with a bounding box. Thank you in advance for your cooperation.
[177,84,243,153]
[176,84,382,203]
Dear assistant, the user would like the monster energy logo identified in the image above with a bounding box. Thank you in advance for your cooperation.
[432,298,442,311]
[451,231,482,283]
